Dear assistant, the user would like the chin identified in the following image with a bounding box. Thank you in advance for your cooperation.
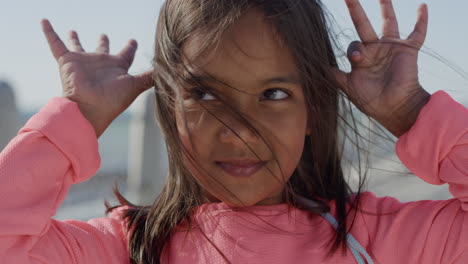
[221,195,281,208]
[213,195,261,208]
[205,186,283,207]
[225,202,257,208]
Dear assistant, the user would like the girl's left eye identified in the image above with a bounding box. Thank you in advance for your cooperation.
[261,88,290,101]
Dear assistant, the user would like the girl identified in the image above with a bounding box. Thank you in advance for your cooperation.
[1,0,467,263]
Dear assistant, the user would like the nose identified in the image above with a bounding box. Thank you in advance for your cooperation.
[218,115,260,147]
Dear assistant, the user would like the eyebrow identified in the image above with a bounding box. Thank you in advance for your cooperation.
[261,76,301,86]
[183,73,301,86]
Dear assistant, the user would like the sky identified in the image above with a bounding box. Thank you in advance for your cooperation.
[1,0,468,112]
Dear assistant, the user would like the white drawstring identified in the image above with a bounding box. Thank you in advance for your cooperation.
[321,212,374,264]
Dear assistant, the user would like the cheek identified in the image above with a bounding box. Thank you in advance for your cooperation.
[175,108,192,152]
[177,112,234,204]
[264,106,307,148]
[260,106,308,179]
[176,109,217,189]
[176,107,218,156]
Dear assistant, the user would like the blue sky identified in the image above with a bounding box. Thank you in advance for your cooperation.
[1,0,468,111]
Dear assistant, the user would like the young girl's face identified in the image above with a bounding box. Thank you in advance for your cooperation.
[176,8,310,207]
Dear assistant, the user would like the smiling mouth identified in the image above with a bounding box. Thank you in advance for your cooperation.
[215,160,267,178]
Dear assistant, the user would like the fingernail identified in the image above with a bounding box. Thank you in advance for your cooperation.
[352,50,360,57]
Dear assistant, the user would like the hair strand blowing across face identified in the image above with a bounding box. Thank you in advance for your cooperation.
[106,0,377,263]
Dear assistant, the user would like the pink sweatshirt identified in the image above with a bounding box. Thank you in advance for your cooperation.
[0,90,467,263]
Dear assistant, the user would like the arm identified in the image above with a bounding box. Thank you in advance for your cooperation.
[0,98,129,263]
[338,1,468,262]
[359,90,468,263]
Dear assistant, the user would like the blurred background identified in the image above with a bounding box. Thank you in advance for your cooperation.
[1,0,467,220]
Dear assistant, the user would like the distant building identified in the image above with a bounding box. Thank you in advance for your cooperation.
[0,80,19,151]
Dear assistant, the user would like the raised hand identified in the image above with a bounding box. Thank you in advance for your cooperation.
[41,19,153,138]
[337,0,431,137]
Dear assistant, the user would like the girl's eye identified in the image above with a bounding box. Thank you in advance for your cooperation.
[261,88,290,101]
[187,87,289,101]
[189,87,217,101]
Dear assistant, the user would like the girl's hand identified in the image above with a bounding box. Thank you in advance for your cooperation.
[41,19,153,138]
[336,0,431,137]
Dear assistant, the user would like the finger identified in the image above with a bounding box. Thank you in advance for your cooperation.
[118,39,138,68]
[133,71,154,94]
[41,19,69,60]
[380,0,400,38]
[347,41,372,67]
[407,3,428,48]
[95,34,110,53]
[67,31,85,52]
[345,0,379,42]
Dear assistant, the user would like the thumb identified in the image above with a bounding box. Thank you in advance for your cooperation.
[332,67,364,110]
[332,67,351,99]
[132,71,154,95]
[333,68,347,88]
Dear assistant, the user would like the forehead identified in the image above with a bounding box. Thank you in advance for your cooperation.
[182,8,299,88]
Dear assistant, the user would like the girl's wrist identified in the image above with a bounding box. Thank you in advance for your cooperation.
[378,88,431,138]
[66,98,109,139]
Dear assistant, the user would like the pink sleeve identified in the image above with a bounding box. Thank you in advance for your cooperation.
[358,91,468,263]
[0,97,129,263]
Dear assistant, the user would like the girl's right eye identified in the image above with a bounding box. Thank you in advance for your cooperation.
[189,87,217,101]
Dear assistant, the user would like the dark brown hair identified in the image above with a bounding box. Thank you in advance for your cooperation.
[107,0,383,263]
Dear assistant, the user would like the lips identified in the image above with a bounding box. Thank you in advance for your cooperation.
[215,159,267,178]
